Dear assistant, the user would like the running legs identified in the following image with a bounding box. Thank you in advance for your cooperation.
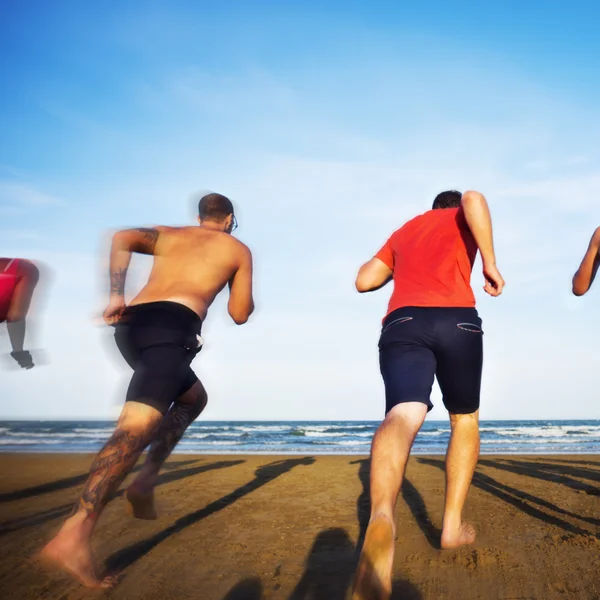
[41,402,162,587]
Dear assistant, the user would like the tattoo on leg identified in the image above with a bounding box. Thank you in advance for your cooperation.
[146,403,201,468]
[78,429,148,517]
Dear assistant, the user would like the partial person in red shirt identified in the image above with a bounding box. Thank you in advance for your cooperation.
[572,227,600,296]
[0,258,40,369]
[352,190,505,600]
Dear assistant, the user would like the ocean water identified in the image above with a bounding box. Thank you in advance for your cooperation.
[0,420,599,454]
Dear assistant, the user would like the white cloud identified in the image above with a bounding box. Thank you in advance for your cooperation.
[0,229,42,241]
[495,174,600,211]
[0,181,65,209]
[566,156,591,166]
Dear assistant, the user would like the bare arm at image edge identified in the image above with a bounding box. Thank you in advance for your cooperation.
[228,246,254,325]
[572,227,600,296]
[461,190,505,297]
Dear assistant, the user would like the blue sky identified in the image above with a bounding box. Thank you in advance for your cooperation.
[1,1,600,420]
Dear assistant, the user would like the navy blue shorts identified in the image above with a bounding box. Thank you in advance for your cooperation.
[114,301,203,415]
[379,307,483,415]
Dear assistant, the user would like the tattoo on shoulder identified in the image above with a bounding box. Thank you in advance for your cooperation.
[133,227,159,255]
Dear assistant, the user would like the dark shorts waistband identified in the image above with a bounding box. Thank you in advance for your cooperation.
[123,301,203,334]
[382,306,479,329]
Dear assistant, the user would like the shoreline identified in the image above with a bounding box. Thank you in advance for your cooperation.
[2,418,599,422]
[2,450,600,456]
[3,421,600,457]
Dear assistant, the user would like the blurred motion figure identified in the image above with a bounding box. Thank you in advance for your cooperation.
[0,257,39,369]
[41,193,254,588]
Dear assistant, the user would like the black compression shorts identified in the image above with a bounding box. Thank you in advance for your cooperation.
[115,301,203,415]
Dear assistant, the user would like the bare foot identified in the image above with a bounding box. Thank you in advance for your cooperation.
[126,485,157,520]
[352,515,394,600]
[440,521,476,549]
[40,533,116,589]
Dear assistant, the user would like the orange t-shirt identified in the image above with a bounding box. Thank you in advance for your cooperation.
[375,208,478,316]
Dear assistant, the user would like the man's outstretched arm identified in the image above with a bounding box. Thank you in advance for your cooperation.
[103,227,163,325]
[355,258,392,293]
[461,191,505,297]
[228,246,254,325]
[573,227,600,296]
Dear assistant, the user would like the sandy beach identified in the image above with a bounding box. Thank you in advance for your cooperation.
[1,453,599,599]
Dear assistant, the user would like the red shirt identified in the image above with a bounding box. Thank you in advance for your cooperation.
[375,208,477,316]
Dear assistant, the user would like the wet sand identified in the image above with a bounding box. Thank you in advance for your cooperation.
[1,453,599,599]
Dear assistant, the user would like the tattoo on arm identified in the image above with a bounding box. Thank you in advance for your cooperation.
[111,267,127,295]
[78,429,148,517]
[132,227,160,255]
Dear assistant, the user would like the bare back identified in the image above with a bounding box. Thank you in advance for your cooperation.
[129,226,251,321]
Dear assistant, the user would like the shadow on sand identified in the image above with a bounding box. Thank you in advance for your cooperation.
[289,528,356,600]
[548,458,600,471]
[419,457,598,536]
[105,458,316,574]
[290,526,422,600]
[350,459,370,551]
[0,459,245,536]
[479,458,600,497]
[0,458,200,503]
[401,478,441,549]
[222,577,263,600]
[352,458,440,551]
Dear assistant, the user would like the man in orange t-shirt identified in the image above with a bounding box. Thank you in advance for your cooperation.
[352,190,504,600]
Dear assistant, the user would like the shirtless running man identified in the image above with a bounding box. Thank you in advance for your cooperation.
[41,193,254,588]
[572,226,600,296]
[0,257,39,369]
[352,190,504,599]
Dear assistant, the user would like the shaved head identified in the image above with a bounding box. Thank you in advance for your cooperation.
[198,193,234,221]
